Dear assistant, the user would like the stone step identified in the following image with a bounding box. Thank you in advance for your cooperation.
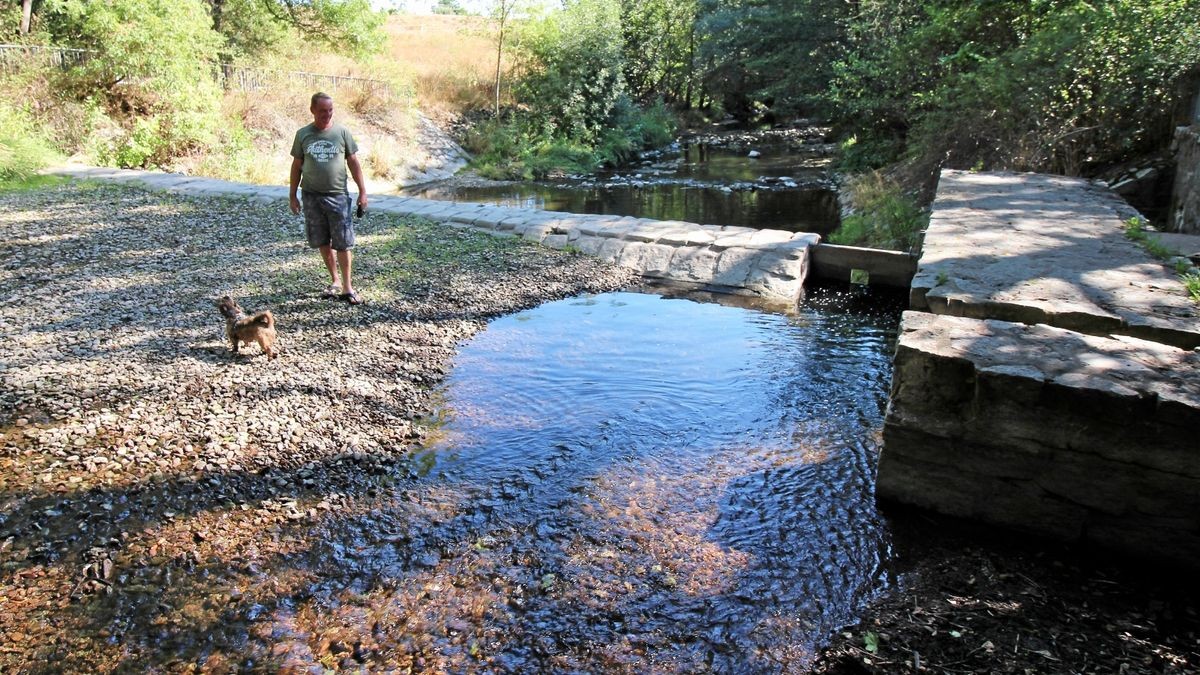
[913,170,1200,350]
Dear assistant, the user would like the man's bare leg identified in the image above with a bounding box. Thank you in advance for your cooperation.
[337,249,354,294]
[319,245,340,287]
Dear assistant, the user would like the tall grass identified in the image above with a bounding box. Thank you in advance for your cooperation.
[384,14,507,113]
[829,171,927,252]
[0,102,62,183]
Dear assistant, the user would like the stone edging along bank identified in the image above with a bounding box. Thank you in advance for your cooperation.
[49,166,818,305]
[878,170,1200,569]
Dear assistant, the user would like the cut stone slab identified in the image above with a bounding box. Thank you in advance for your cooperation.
[878,310,1200,566]
[666,246,719,283]
[712,247,761,287]
[1146,230,1200,263]
[914,170,1200,349]
[810,243,916,288]
[618,242,675,276]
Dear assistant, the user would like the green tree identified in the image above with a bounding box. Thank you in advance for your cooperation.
[489,0,521,116]
[695,0,848,119]
[827,0,1200,174]
[41,0,224,166]
[620,0,699,107]
[206,0,384,62]
[518,0,627,143]
[432,0,467,15]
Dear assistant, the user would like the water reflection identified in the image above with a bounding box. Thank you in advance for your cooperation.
[404,140,841,234]
[290,285,903,672]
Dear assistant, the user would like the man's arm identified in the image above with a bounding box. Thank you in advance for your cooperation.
[347,153,368,211]
[288,156,303,215]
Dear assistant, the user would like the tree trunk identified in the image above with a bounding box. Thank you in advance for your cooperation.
[684,20,695,109]
[210,0,225,34]
[494,25,503,117]
[493,1,511,118]
[20,0,32,35]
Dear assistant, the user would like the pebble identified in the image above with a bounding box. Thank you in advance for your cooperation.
[0,180,637,671]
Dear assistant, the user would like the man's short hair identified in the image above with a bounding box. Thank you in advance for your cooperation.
[311,92,333,108]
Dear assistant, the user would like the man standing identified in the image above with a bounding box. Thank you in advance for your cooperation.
[289,92,369,305]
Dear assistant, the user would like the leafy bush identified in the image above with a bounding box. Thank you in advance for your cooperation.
[0,103,62,182]
[516,0,627,145]
[464,117,600,180]
[40,0,224,168]
[189,121,278,185]
[464,98,676,180]
[827,0,1200,175]
[829,172,926,252]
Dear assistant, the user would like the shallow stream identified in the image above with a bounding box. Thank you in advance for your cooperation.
[291,284,904,671]
[404,130,841,234]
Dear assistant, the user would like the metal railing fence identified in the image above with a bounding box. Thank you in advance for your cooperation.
[0,43,90,71]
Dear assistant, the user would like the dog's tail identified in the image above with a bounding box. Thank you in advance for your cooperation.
[249,310,274,329]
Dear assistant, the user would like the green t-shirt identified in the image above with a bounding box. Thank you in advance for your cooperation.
[290,123,359,194]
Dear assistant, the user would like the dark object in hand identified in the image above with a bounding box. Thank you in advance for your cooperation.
[356,204,365,219]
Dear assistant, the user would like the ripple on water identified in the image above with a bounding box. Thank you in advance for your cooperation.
[295,287,903,671]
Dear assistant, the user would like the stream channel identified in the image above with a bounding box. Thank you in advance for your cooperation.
[404,125,842,235]
[287,282,905,671]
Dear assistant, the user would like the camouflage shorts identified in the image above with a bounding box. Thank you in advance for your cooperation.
[301,191,355,250]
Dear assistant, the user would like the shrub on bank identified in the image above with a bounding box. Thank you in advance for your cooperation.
[829,171,927,252]
[465,101,677,180]
[0,103,62,183]
[827,0,1200,176]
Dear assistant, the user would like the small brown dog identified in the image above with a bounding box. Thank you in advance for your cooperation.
[215,295,278,359]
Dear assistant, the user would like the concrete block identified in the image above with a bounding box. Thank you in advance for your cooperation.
[574,217,615,237]
[596,237,626,263]
[617,242,675,276]
[918,169,1200,349]
[666,247,719,282]
[542,233,569,249]
[712,229,757,249]
[713,247,761,286]
[574,235,607,257]
[496,215,525,231]
[880,310,1200,565]
[624,224,665,243]
[810,243,916,288]
[470,211,509,229]
[521,223,555,243]
[746,229,795,248]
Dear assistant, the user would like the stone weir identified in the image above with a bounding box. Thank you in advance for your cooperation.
[878,170,1200,567]
[51,166,820,305]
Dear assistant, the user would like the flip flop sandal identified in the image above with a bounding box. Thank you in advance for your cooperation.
[342,291,364,305]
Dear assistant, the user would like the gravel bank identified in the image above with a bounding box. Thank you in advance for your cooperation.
[0,181,636,671]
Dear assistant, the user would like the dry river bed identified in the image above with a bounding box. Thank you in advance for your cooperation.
[2,180,1198,674]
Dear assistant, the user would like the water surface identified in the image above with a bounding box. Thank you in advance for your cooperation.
[405,138,841,234]
[294,286,904,671]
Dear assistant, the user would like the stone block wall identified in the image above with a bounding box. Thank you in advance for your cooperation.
[433,206,819,304]
[1170,125,1200,234]
[47,165,823,306]
[878,312,1200,566]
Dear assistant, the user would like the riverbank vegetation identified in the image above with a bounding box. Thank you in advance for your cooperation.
[0,0,399,185]
[1,0,1197,248]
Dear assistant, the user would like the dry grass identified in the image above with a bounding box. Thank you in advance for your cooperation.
[384,13,509,114]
